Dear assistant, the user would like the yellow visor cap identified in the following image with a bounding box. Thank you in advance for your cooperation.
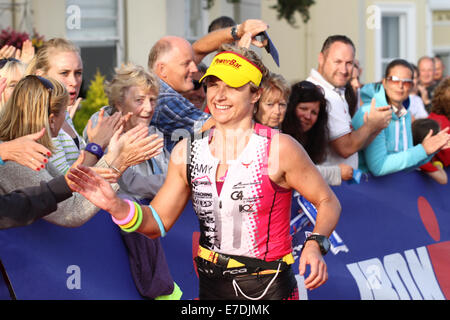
[200,51,263,88]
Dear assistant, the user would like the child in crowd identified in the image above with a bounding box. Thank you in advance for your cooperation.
[412,118,448,184]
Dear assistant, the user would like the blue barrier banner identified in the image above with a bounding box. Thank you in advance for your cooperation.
[0,210,143,300]
[1,168,448,300]
[161,169,450,300]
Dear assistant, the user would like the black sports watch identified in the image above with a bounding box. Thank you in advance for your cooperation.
[304,233,331,255]
[231,25,240,41]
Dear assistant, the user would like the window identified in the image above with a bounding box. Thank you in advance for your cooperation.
[185,0,207,41]
[374,3,416,80]
[65,0,124,92]
[428,0,450,78]
[181,0,261,42]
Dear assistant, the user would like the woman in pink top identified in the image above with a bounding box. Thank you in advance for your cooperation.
[67,45,341,300]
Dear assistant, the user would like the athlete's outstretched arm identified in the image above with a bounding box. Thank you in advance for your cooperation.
[67,139,191,238]
[138,139,191,238]
[269,133,341,290]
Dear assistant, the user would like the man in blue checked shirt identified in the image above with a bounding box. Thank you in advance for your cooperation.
[148,20,269,152]
[148,36,210,152]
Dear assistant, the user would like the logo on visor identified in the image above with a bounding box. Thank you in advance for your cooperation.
[213,58,242,70]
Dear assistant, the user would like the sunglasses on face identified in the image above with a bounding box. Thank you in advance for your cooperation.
[386,76,413,88]
[0,57,20,69]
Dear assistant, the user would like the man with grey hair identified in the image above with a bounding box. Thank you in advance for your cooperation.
[148,36,210,152]
[417,56,438,112]
[148,19,268,152]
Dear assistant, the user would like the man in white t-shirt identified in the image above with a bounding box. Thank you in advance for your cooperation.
[307,35,391,169]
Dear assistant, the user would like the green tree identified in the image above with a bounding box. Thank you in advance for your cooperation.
[271,0,315,26]
[73,70,109,135]
[205,0,315,27]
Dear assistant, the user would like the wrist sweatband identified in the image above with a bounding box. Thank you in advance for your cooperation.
[0,156,4,165]
[85,143,104,159]
[149,204,166,237]
[347,169,362,185]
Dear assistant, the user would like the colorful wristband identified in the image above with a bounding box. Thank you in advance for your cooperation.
[112,199,135,225]
[0,156,4,165]
[149,204,166,237]
[120,202,139,229]
[121,203,143,233]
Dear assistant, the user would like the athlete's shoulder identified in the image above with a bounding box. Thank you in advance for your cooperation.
[169,137,190,167]
[270,132,301,150]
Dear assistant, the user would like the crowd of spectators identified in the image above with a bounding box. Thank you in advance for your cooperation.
[0,14,449,300]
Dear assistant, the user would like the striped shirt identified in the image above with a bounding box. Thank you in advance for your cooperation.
[49,113,85,174]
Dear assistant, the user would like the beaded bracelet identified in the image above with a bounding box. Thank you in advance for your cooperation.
[121,202,143,233]
[112,199,135,225]
[149,204,166,237]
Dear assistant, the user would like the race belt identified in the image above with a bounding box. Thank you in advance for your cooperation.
[197,245,294,272]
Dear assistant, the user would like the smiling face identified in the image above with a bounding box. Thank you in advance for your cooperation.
[206,76,260,127]
[158,38,198,93]
[319,41,355,88]
[418,58,434,87]
[382,65,413,107]
[45,50,83,105]
[116,85,158,130]
[295,101,320,132]
[254,88,287,128]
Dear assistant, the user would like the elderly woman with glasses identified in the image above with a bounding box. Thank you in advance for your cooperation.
[352,59,450,177]
[0,75,161,227]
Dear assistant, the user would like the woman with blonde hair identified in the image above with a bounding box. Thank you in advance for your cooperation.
[27,38,121,174]
[0,75,162,227]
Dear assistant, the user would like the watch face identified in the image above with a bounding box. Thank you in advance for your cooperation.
[307,234,330,255]
[322,236,331,254]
